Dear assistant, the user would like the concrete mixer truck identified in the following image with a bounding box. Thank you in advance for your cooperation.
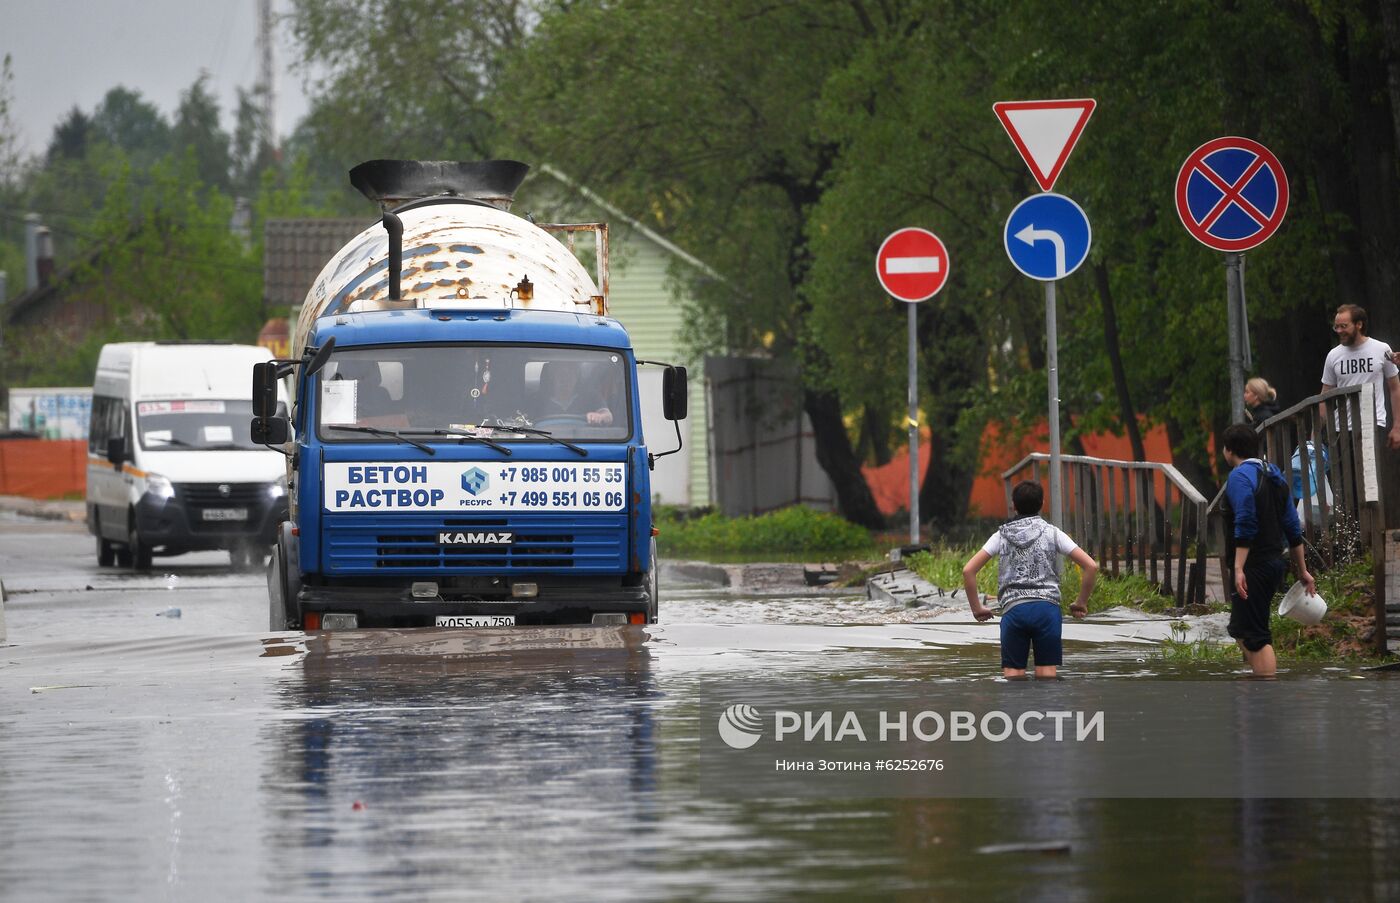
[251,160,687,631]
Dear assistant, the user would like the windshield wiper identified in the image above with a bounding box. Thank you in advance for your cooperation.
[400,429,512,456]
[145,436,194,448]
[326,425,435,455]
[479,423,588,457]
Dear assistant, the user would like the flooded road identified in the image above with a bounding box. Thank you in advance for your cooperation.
[3,514,1400,900]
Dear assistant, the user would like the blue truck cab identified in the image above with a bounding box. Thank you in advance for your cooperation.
[252,161,686,630]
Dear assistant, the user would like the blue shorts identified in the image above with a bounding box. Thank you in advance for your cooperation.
[1000,600,1063,669]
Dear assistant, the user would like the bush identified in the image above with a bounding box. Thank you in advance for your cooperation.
[656,505,871,557]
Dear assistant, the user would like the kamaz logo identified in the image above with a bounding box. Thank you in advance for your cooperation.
[461,467,489,495]
[438,531,514,545]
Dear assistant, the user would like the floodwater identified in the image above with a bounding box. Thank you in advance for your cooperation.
[3,569,1400,900]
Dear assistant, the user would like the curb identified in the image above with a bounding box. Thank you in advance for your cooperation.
[0,496,85,523]
[866,567,982,610]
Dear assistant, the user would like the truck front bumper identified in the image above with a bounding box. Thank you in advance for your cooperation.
[296,577,649,628]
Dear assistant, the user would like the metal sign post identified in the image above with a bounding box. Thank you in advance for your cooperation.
[907,302,919,542]
[1045,280,1062,526]
[876,228,950,543]
[1226,252,1244,421]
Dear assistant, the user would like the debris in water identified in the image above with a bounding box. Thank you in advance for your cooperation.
[352,800,366,811]
[165,574,179,591]
[157,607,181,618]
[976,841,1071,855]
[30,685,97,693]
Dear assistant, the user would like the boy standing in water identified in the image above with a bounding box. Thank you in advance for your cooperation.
[962,481,1098,678]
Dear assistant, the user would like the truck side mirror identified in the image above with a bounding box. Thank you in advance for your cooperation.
[252,361,280,419]
[106,436,125,466]
[251,416,290,445]
[251,360,291,446]
[662,365,688,421]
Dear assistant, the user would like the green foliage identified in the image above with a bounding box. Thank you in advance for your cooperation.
[657,505,872,557]
[907,547,998,598]
[1157,621,1238,662]
[0,75,332,388]
[906,545,1188,615]
[1270,556,1378,660]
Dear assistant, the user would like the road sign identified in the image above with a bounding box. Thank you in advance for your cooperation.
[1175,136,1288,252]
[1003,193,1092,282]
[876,227,950,302]
[993,99,1096,192]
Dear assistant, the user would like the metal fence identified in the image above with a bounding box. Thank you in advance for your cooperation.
[1001,453,1210,607]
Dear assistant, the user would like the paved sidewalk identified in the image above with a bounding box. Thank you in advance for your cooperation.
[0,495,85,523]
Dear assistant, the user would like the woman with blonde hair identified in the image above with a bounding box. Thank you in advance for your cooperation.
[1244,377,1280,423]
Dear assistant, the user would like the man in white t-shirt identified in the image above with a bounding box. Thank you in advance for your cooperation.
[962,481,1097,679]
[1320,304,1400,449]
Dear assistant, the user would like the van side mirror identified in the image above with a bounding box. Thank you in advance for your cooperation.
[106,436,125,466]
[662,365,688,421]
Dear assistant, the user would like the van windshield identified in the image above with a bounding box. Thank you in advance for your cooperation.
[316,345,631,443]
[137,400,264,451]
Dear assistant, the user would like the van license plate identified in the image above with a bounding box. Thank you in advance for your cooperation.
[436,615,516,628]
[202,508,249,521]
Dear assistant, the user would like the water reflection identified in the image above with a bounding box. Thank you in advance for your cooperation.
[262,627,664,899]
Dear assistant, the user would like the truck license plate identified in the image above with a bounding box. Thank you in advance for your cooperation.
[202,508,249,521]
[436,615,516,628]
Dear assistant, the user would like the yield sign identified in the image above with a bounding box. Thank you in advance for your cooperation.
[1175,136,1288,252]
[993,98,1096,192]
[876,228,949,302]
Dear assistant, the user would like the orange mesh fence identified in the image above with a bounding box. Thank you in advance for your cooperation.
[0,439,87,499]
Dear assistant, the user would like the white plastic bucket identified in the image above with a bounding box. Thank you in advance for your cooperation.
[1278,581,1327,626]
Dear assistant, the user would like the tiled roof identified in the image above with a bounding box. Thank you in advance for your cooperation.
[263,219,371,308]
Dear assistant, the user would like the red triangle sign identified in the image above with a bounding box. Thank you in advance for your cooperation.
[993,99,1096,192]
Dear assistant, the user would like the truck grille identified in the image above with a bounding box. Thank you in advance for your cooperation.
[322,513,628,573]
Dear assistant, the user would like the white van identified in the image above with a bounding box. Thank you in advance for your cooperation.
[87,342,289,569]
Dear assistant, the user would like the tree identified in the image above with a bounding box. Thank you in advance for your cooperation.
[172,75,232,193]
[91,86,171,170]
[45,107,93,164]
[497,0,887,526]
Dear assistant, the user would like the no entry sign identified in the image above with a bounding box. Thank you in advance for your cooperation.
[1175,136,1289,252]
[876,228,949,302]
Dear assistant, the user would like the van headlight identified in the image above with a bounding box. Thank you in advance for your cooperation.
[145,473,175,500]
[268,475,288,500]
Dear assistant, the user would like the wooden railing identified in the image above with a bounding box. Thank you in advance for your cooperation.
[1001,453,1210,607]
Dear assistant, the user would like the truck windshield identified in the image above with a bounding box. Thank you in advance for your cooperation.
[137,400,265,451]
[316,345,632,443]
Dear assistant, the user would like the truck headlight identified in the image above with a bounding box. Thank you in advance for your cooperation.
[145,473,175,500]
[268,475,288,500]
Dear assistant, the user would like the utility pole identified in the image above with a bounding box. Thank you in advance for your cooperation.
[257,0,279,159]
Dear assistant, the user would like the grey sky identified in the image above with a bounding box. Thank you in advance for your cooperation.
[2,0,313,156]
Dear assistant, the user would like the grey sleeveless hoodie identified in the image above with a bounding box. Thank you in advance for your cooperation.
[995,515,1062,613]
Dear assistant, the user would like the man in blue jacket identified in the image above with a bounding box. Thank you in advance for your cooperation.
[1220,423,1316,676]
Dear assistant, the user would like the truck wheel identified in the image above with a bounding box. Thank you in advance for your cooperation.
[268,524,301,630]
[97,537,115,568]
[115,547,133,568]
[645,536,659,624]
